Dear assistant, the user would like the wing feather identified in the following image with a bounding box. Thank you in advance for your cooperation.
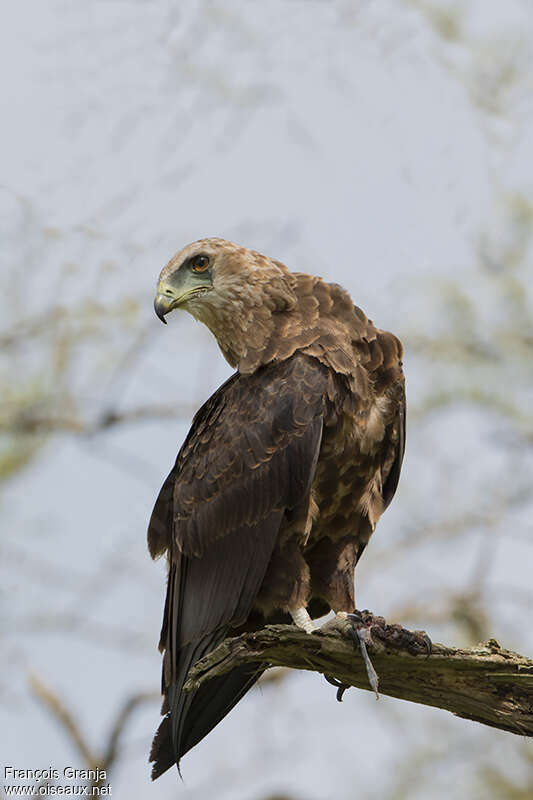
[382,396,406,509]
[149,354,328,777]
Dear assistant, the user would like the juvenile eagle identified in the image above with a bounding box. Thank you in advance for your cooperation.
[148,238,405,778]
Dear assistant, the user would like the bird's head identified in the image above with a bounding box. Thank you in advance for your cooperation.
[154,238,298,368]
[154,238,221,324]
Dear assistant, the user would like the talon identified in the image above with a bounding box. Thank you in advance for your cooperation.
[404,629,432,657]
[323,674,350,702]
[324,675,343,688]
[336,684,349,702]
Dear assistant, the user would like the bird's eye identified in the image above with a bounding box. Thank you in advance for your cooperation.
[191,255,210,272]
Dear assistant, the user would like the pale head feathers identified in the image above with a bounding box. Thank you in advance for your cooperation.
[157,238,401,395]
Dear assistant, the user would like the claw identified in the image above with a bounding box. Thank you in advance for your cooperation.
[323,674,350,702]
[421,633,432,658]
[402,629,432,657]
[323,675,343,688]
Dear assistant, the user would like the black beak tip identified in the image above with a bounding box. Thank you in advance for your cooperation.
[154,298,168,324]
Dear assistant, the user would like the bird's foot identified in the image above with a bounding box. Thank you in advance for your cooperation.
[379,621,432,658]
[339,609,432,657]
[322,610,432,702]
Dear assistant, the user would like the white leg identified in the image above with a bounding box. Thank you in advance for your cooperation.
[290,606,315,634]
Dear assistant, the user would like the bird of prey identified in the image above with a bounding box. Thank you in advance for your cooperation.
[148,238,405,778]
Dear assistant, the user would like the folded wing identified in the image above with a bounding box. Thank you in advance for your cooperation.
[148,354,328,777]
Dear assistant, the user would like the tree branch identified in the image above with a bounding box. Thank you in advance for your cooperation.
[184,613,533,737]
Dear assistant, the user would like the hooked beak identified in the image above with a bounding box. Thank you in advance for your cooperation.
[153,292,176,324]
[154,272,212,324]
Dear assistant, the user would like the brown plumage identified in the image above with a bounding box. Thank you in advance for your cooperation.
[148,238,405,777]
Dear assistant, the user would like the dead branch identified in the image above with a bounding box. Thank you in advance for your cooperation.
[184,614,533,737]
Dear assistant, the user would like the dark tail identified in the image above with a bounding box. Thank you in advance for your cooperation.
[150,659,264,779]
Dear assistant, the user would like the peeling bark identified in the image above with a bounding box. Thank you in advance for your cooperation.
[184,614,533,737]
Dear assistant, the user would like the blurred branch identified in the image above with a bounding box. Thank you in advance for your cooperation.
[29,675,95,766]
[391,589,490,645]
[19,614,153,653]
[0,302,139,350]
[101,692,159,773]
[477,741,533,799]
[408,388,533,427]
[29,674,157,785]
[0,309,69,349]
[0,403,195,435]
[186,615,533,738]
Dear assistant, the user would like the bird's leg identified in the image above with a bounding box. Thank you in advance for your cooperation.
[288,606,380,697]
[290,607,430,702]
[289,606,315,634]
